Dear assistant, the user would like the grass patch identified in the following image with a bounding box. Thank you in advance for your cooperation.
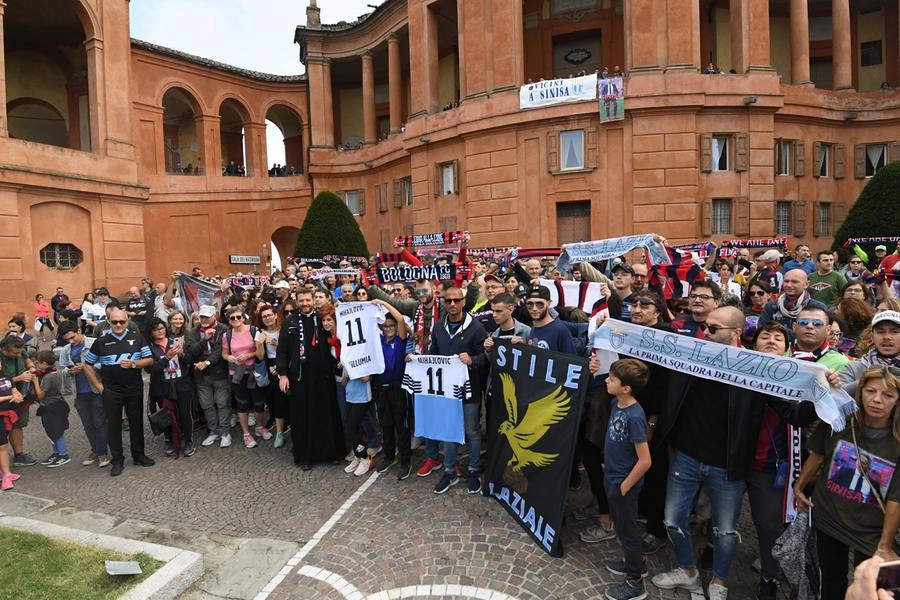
[0,526,163,600]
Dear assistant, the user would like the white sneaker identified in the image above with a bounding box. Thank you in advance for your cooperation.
[708,583,728,600]
[651,567,700,591]
[345,457,362,473]
[202,433,220,447]
[243,433,257,448]
[248,413,256,427]
[255,426,273,440]
[354,458,373,476]
[220,434,232,448]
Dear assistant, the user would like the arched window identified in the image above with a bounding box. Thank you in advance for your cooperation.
[4,0,91,150]
[162,87,201,174]
[265,105,303,176]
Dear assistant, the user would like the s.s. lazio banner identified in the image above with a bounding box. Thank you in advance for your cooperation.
[519,73,598,109]
[483,342,589,557]
[593,319,856,431]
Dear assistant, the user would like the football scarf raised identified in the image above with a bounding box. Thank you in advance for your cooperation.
[483,342,589,557]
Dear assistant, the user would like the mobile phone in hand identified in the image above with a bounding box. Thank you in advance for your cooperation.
[876,560,900,590]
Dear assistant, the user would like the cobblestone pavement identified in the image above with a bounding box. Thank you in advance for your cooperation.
[13,410,792,599]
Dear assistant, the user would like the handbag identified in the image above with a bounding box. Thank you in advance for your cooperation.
[253,360,270,388]
[148,407,173,436]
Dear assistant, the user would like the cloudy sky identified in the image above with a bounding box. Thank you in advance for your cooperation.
[130,0,377,74]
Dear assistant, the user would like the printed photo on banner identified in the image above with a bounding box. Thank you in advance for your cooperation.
[598,76,624,123]
[483,341,589,557]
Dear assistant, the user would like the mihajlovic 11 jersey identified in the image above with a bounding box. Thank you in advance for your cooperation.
[402,354,471,444]
[336,301,386,379]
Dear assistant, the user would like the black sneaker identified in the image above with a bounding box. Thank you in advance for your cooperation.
[605,577,647,600]
[756,577,778,600]
[605,559,649,578]
[467,471,481,494]
[165,444,175,457]
[13,453,39,466]
[40,453,59,466]
[376,456,396,473]
[397,463,413,481]
[47,455,71,468]
[183,444,195,457]
[433,471,459,494]
[133,455,155,467]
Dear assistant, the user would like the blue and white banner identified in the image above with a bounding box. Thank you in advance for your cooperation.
[556,234,670,273]
[519,73,597,109]
[593,319,856,431]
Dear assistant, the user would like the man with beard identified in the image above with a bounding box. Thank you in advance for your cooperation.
[276,289,344,470]
[758,269,827,338]
[839,310,900,391]
[524,286,575,354]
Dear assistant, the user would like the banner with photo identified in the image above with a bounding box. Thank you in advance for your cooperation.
[519,73,598,109]
[598,76,624,122]
[174,273,226,315]
[483,342,589,557]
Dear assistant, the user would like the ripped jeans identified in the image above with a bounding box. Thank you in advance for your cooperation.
[664,450,746,581]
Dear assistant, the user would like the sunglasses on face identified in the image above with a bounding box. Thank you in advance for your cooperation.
[698,322,738,335]
[796,318,825,328]
[414,289,430,296]
[633,298,657,307]
[444,297,464,304]
[109,320,127,325]
[849,260,862,264]
[750,290,767,297]
[525,301,546,309]
[229,315,244,321]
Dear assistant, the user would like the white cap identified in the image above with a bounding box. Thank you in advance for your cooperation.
[198,305,217,317]
[872,310,900,327]
[273,280,291,289]
[758,249,783,263]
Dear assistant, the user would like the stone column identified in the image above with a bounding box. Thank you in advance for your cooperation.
[0,1,7,137]
[307,57,334,148]
[387,35,402,132]
[491,0,523,91]
[362,52,376,144]
[625,0,662,72]
[242,122,267,177]
[83,37,105,153]
[665,0,700,70]
[832,0,852,90]
[790,0,811,84]
[747,0,771,70]
[195,114,220,177]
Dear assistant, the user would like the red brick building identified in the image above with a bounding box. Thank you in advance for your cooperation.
[1,0,898,316]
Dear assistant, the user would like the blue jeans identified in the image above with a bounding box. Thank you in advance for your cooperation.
[664,450,746,581]
[52,435,69,457]
[74,391,107,455]
[440,403,481,474]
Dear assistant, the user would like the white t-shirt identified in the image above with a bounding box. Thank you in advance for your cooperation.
[336,302,386,379]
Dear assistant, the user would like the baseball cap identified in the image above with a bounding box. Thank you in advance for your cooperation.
[525,285,551,302]
[612,263,634,275]
[758,249,783,263]
[198,305,217,317]
[273,280,291,289]
[514,284,528,298]
[483,274,503,285]
[875,244,887,252]
[872,311,900,327]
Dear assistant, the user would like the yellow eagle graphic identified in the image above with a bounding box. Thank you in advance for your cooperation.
[497,372,571,472]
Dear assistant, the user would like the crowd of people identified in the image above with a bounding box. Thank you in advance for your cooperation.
[1,234,899,600]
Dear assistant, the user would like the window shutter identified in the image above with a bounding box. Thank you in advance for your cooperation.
[891,141,900,162]
[794,141,805,177]
[854,144,866,178]
[586,127,598,168]
[700,133,712,172]
[833,202,847,232]
[434,163,441,196]
[734,133,748,172]
[378,183,388,213]
[379,229,390,252]
[393,179,402,208]
[452,159,459,194]
[701,198,712,236]
[813,142,822,178]
[834,144,845,179]
[734,197,750,236]
[792,200,807,237]
[358,189,366,216]
[547,131,559,172]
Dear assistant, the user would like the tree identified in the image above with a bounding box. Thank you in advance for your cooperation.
[832,161,900,252]
[294,190,369,258]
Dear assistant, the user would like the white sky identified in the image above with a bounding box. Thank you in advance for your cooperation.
[130,0,379,186]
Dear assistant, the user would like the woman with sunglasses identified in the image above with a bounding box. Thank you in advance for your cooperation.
[222,307,266,449]
[256,304,287,448]
[744,281,773,316]
[145,317,194,457]
[794,367,900,600]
